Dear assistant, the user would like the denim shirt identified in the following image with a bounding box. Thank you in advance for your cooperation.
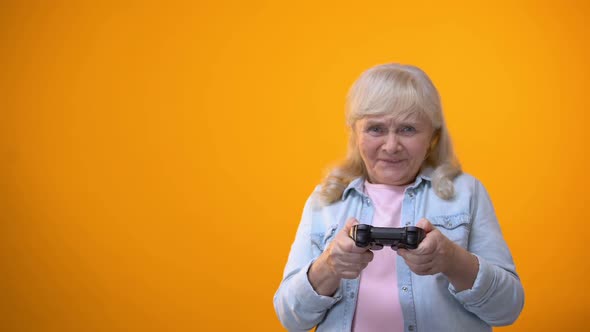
[274,169,524,332]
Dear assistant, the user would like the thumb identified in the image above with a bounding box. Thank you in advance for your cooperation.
[416,218,434,233]
[342,217,359,233]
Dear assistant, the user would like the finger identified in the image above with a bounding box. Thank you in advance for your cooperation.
[408,263,433,276]
[339,219,371,253]
[410,229,438,255]
[342,217,359,233]
[397,248,409,257]
[341,271,361,279]
[398,248,420,260]
[412,240,432,256]
[416,218,434,233]
[398,243,433,264]
[335,259,367,273]
[399,250,424,264]
[405,257,436,274]
[338,252,372,266]
[408,254,435,265]
[348,242,371,253]
[361,251,374,263]
[329,219,358,251]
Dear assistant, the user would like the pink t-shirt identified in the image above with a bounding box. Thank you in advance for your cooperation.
[352,181,407,332]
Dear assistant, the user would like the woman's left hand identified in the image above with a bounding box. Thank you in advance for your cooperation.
[398,218,478,291]
[397,218,456,275]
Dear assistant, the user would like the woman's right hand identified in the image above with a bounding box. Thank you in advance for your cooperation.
[308,218,374,296]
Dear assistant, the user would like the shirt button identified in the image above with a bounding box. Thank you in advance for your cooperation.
[408,191,415,198]
[365,198,371,205]
[408,325,415,331]
[401,286,409,292]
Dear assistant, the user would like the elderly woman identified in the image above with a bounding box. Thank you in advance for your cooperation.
[273,63,524,332]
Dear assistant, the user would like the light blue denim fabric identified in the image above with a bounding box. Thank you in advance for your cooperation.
[274,168,524,332]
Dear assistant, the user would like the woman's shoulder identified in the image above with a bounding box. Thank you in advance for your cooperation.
[303,177,365,212]
[451,172,488,195]
[453,172,478,184]
[303,184,329,210]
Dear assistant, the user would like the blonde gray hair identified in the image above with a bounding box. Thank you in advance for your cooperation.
[319,63,461,204]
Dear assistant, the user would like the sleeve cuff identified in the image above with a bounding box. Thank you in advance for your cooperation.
[291,261,343,312]
[448,254,494,305]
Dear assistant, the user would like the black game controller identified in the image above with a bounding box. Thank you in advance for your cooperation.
[349,224,426,250]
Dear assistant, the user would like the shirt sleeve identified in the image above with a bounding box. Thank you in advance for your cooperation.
[448,179,525,326]
[273,190,343,331]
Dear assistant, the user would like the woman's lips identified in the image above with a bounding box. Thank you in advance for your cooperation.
[379,159,406,164]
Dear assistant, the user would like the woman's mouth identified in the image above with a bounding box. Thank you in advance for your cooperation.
[379,159,406,164]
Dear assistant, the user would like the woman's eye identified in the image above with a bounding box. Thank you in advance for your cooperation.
[367,126,386,135]
[398,126,416,135]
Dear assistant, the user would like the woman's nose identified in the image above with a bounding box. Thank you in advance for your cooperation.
[382,133,400,153]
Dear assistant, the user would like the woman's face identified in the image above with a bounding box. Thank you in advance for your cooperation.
[355,113,435,186]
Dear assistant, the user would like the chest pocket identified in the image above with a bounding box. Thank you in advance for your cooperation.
[429,213,471,249]
[310,224,338,256]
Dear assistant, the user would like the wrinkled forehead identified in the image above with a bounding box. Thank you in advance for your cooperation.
[348,92,439,127]
[356,109,432,127]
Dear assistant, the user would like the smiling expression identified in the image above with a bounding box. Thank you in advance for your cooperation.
[355,113,436,186]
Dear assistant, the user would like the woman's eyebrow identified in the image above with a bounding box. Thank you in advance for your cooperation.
[364,119,421,127]
[397,121,420,126]
[364,119,388,126]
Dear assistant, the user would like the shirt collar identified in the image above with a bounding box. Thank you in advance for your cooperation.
[341,167,434,200]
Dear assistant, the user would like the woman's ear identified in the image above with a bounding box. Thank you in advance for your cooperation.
[430,130,440,151]
[425,130,440,161]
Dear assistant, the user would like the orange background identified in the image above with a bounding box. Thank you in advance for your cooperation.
[1,1,589,331]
